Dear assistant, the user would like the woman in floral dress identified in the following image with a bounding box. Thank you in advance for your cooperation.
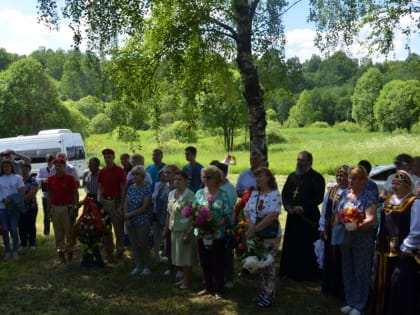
[336,166,377,315]
[194,165,231,300]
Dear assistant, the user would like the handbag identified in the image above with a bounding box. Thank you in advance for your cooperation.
[331,224,347,245]
[255,216,279,238]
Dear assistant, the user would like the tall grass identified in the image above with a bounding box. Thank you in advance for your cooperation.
[86,128,420,176]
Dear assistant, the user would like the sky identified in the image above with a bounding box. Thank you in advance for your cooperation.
[0,1,418,62]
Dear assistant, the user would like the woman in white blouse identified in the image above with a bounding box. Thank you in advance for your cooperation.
[243,167,281,308]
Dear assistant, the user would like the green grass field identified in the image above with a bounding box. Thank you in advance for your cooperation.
[0,128,418,314]
[85,128,420,176]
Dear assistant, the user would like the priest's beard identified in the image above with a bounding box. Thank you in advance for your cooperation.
[295,166,310,176]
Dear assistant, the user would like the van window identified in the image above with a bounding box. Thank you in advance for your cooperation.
[66,146,86,161]
[16,148,61,164]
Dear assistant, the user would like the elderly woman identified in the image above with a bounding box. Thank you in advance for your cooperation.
[124,165,153,276]
[0,160,25,260]
[373,170,420,315]
[195,165,231,300]
[18,163,39,250]
[319,165,349,298]
[336,166,377,315]
[163,170,195,289]
[243,167,281,308]
[151,164,180,276]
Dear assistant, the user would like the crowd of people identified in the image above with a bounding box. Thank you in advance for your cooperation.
[0,147,419,314]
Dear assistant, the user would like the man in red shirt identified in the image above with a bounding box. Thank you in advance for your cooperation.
[98,148,127,263]
[47,158,79,264]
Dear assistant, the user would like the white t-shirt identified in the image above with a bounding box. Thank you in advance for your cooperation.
[0,174,25,208]
[244,189,282,233]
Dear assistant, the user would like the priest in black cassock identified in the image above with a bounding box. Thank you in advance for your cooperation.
[279,151,325,281]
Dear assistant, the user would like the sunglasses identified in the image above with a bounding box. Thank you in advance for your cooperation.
[394,161,409,167]
[202,176,213,180]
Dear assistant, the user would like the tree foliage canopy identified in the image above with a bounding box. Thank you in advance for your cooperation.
[352,67,384,130]
[309,0,420,55]
[37,0,292,159]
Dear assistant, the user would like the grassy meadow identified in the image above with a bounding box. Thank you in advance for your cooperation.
[85,128,420,176]
[0,127,419,314]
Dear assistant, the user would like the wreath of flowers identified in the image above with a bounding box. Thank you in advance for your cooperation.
[74,198,105,254]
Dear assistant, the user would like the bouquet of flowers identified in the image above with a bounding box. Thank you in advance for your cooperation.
[234,218,274,273]
[340,201,364,231]
[181,202,218,236]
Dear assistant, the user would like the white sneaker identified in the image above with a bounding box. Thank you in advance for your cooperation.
[175,271,184,279]
[349,309,361,315]
[141,268,152,276]
[163,269,171,276]
[340,305,352,314]
[129,267,142,276]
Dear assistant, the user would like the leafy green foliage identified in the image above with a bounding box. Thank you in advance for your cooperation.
[88,113,112,134]
[73,95,104,119]
[309,1,420,55]
[0,48,19,71]
[0,57,65,136]
[333,121,364,133]
[30,47,67,81]
[266,120,287,145]
[374,80,420,131]
[161,121,198,144]
[288,90,317,127]
[310,121,330,128]
[352,67,383,130]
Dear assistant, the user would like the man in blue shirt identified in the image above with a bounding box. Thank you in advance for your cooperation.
[182,146,203,193]
[236,150,264,197]
[146,149,166,186]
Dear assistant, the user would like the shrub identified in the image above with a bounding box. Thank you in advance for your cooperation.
[161,139,184,154]
[333,121,363,132]
[88,113,112,134]
[310,121,330,128]
[161,121,198,143]
[283,119,299,128]
[392,128,408,135]
[266,120,287,145]
[113,126,138,142]
[411,120,420,134]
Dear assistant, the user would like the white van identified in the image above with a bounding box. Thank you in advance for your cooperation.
[0,129,87,176]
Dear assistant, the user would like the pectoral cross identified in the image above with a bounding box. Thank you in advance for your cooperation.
[292,187,299,199]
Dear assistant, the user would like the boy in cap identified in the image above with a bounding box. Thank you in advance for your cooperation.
[47,158,79,264]
[97,148,127,263]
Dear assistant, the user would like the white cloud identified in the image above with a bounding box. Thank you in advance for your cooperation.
[285,15,419,63]
[0,9,77,55]
[285,28,319,62]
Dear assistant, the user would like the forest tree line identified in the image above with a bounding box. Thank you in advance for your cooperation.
[0,46,419,151]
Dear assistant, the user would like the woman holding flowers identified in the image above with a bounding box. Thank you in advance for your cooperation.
[373,170,420,315]
[243,167,281,308]
[164,170,195,289]
[194,165,231,300]
[336,166,377,315]
[123,166,153,276]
